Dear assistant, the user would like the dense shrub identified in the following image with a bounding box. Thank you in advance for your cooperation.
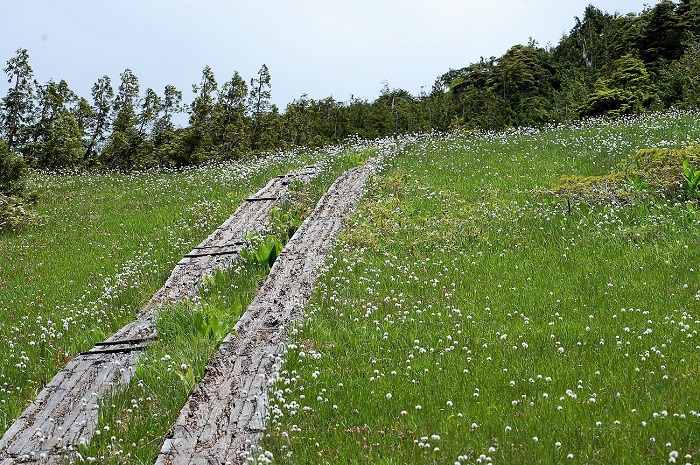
[0,138,28,196]
[551,145,700,204]
[0,138,37,231]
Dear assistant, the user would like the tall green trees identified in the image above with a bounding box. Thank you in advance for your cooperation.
[1,1,700,173]
[344,96,372,137]
[134,88,161,165]
[314,97,344,142]
[580,54,652,117]
[84,76,114,164]
[639,0,685,64]
[160,84,183,133]
[0,138,27,197]
[179,66,253,163]
[661,41,700,108]
[0,49,35,152]
[25,80,83,169]
[0,137,33,231]
[152,84,183,165]
[677,0,700,38]
[554,5,638,73]
[214,72,249,159]
[249,64,273,152]
[282,95,345,148]
[445,45,558,129]
[100,69,142,170]
[367,83,419,136]
[487,44,559,125]
[181,65,218,164]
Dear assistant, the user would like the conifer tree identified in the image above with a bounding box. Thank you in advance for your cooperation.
[152,84,183,164]
[249,64,272,152]
[0,137,28,197]
[215,72,249,159]
[73,97,94,141]
[25,80,83,168]
[101,69,141,170]
[639,0,684,64]
[183,65,218,163]
[580,54,651,117]
[160,84,183,131]
[666,42,700,107]
[84,76,114,163]
[0,49,36,152]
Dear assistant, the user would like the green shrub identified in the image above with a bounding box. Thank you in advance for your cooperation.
[627,146,700,194]
[0,193,37,231]
[0,139,37,231]
[683,157,700,200]
[0,138,28,197]
[551,145,700,204]
[240,233,283,268]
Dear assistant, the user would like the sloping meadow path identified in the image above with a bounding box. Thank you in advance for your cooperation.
[156,159,380,465]
[1,158,379,464]
[0,165,319,464]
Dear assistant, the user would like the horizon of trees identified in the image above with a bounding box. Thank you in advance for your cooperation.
[1,0,700,173]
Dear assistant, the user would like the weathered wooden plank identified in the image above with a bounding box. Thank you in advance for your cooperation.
[2,359,88,448]
[80,344,149,355]
[189,358,244,447]
[155,159,379,465]
[193,241,245,249]
[54,356,129,446]
[4,355,122,459]
[0,165,320,464]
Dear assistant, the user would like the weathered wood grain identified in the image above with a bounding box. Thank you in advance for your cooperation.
[156,159,379,465]
[0,166,318,464]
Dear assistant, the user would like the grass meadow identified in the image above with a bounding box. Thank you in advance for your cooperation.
[2,111,700,464]
[258,111,700,465]
[0,142,374,436]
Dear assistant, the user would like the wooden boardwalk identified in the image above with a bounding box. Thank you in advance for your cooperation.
[0,166,318,465]
[156,160,378,465]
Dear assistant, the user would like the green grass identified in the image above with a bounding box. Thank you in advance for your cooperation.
[258,110,700,465]
[64,147,373,464]
[3,110,700,464]
[74,264,269,463]
[0,145,365,436]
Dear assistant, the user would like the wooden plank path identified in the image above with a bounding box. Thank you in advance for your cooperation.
[156,159,379,465]
[0,166,318,465]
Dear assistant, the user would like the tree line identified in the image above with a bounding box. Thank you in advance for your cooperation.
[2,0,700,175]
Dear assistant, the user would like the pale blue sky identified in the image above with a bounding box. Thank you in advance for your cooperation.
[1,0,653,112]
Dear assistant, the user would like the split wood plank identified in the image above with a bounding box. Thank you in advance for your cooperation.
[0,165,319,464]
[156,159,380,465]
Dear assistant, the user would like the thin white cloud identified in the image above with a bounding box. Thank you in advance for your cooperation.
[0,0,653,109]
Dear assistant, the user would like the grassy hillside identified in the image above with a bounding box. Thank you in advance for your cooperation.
[2,110,700,464]
[0,145,364,435]
[258,111,700,464]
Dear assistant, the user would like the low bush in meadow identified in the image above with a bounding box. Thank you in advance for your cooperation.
[552,144,700,205]
[0,138,37,231]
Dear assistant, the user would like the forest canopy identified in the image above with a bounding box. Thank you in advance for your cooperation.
[1,0,699,172]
